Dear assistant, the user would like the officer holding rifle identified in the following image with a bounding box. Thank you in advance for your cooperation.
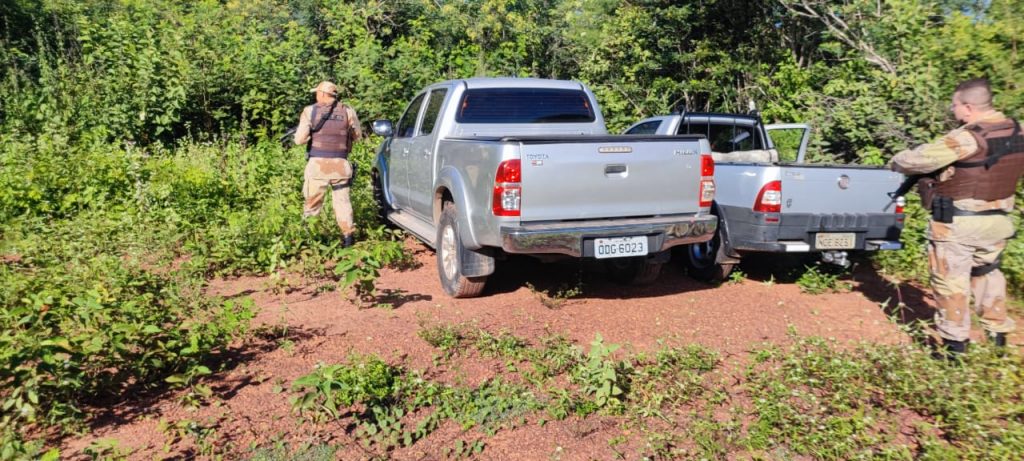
[290,81,363,247]
[889,78,1024,358]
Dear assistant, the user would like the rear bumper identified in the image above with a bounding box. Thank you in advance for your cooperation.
[721,206,903,253]
[500,214,717,257]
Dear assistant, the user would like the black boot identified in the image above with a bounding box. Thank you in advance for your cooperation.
[343,234,355,248]
[989,332,1007,348]
[945,338,968,354]
[932,338,968,361]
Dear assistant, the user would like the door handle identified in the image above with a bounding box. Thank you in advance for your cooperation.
[402,148,409,156]
[422,149,430,157]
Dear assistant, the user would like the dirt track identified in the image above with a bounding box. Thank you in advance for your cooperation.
[61,239,979,460]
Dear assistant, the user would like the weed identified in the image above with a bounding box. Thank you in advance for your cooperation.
[289,357,539,455]
[83,438,131,460]
[571,334,629,414]
[247,442,337,461]
[474,329,528,361]
[334,229,411,305]
[290,356,404,422]
[159,418,224,458]
[443,439,485,459]
[526,281,583,309]
[524,334,583,381]
[727,269,747,284]
[796,264,853,294]
[628,345,719,418]
[417,322,472,359]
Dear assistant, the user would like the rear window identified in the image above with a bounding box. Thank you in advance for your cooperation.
[456,88,595,124]
[625,120,661,135]
[679,119,764,152]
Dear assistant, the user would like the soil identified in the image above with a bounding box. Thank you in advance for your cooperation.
[56,239,1017,460]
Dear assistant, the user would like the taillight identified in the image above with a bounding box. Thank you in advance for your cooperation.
[699,154,715,208]
[699,179,716,208]
[895,196,905,223]
[701,154,715,176]
[754,180,782,213]
[493,159,521,216]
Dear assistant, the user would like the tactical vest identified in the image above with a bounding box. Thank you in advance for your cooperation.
[308,103,350,158]
[934,118,1024,201]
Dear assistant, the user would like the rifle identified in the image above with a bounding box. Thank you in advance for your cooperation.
[887,172,937,211]
[279,127,297,149]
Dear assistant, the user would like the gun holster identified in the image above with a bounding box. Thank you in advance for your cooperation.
[917,177,937,209]
[931,196,955,223]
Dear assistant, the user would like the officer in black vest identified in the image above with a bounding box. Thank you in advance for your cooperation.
[890,78,1024,357]
[294,81,363,247]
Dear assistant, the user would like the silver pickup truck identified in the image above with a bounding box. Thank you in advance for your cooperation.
[625,112,905,282]
[371,78,718,297]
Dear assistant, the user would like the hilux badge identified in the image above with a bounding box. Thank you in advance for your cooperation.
[838,175,851,189]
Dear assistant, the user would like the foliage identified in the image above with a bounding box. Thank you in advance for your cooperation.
[796,264,854,295]
[247,442,337,461]
[333,229,412,305]
[290,356,405,422]
[570,334,628,413]
[0,214,254,430]
[290,354,539,453]
[525,281,583,309]
[745,335,1024,460]
[417,322,472,359]
[2,0,1024,455]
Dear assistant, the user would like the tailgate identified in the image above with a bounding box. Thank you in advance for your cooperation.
[517,136,706,222]
[779,165,904,214]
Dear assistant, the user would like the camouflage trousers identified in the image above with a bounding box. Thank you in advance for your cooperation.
[302,157,355,237]
[927,215,1016,342]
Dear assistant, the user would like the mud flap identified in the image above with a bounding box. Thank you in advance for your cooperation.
[460,246,495,277]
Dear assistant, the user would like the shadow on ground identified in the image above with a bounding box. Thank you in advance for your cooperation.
[76,326,325,435]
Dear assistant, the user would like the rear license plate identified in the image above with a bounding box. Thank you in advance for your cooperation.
[815,233,856,250]
[594,236,648,259]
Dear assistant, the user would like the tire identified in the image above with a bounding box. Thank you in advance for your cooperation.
[437,202,488,298]
[681,226,735,283]
[372,171,392,226]
[605,257,664,285]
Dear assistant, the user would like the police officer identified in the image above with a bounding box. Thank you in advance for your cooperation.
[294,81,363,247]
[890,78,1024,356]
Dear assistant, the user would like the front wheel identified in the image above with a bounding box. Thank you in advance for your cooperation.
[372,171,391,226]
[680,227,735,283]
[437,202,488,298]
[605,257,664,285]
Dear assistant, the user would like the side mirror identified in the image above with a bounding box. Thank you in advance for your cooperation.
[372,120,393,137]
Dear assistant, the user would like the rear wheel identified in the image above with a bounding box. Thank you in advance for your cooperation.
[437,202,488,298]
[605,257,664,285]
[681,227,735,283]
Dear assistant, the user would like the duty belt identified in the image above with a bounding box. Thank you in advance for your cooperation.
[952,208,1008,217]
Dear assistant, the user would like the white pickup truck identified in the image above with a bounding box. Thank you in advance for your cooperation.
[371,78,718,297]
[625,112,905,282]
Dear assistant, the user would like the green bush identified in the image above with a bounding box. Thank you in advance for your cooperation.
[746,336,1024,459]
[0,213,254,433]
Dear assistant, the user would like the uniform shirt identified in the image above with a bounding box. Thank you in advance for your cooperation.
[890,111,1015,212]
[293,103,363,146]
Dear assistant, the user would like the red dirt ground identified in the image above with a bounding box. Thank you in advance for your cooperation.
[56,239,1017,460]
